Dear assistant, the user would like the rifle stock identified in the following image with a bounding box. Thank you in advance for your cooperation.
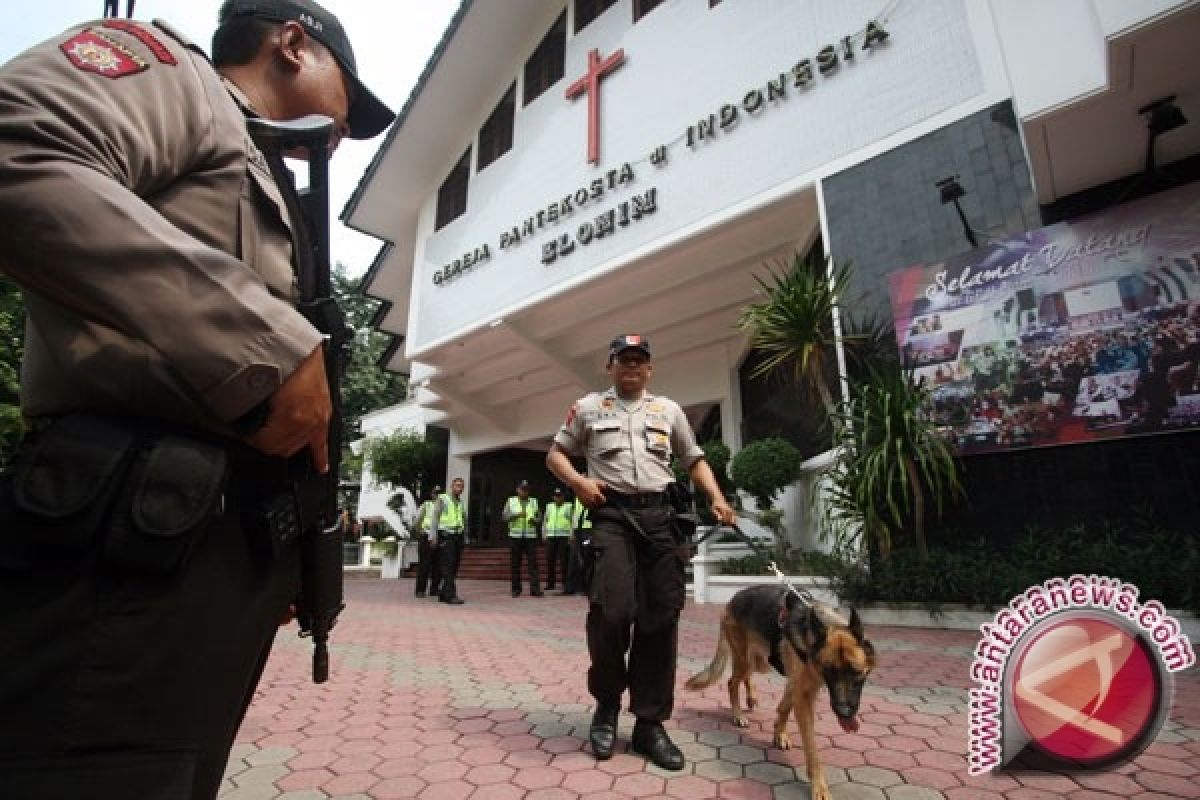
[248,115,347,684]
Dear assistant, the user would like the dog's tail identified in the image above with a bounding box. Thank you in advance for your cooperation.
[685,614,731,690]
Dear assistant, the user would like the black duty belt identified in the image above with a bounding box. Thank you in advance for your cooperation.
[605,490,666,509]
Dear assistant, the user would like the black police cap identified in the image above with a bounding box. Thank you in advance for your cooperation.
[222,0,395,139]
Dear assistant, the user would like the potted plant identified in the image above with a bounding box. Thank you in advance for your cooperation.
[824,362,963,562]
[375,525,403,579]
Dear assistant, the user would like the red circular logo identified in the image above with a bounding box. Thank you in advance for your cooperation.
[1011,615,1161,766]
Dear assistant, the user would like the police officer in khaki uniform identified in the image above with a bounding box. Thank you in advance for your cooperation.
[546,334,735,770]
[0,2,393,797]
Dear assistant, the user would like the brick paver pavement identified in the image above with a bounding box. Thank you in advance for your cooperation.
[219,579,1200,800]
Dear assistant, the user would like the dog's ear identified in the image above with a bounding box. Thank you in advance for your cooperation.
[848,607,865,642]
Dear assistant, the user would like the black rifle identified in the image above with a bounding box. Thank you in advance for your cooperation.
[247,115,348,684]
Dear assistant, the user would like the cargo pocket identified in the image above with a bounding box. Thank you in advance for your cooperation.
[587,421,625,458]
[103,435,228,575]
[2,415,136,567]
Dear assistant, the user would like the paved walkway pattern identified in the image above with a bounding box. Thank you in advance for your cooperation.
[220,580,1200,800]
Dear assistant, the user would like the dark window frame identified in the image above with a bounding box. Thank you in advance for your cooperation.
[477,84,515,172]
[523,11,566,106]
[633,0,664,22]
[574,0,617,33]
[435,149,471,230]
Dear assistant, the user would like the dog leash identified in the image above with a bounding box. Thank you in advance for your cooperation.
[614,508,817,607]
[767,561,816,607]
[697,522,816,607]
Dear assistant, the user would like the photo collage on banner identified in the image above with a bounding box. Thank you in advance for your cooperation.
[888,182,1200,454]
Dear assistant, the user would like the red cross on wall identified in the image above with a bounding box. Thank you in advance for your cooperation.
[565,47,625,165]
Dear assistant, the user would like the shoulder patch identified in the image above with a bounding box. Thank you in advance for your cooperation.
[564,403,578,428]
[102,19,177,65]
[60,30,147,79]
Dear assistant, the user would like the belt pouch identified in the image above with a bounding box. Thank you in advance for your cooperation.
[3,414,136,566]
[103,435,228,575]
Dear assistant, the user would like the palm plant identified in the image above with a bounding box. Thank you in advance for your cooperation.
[737,252,854,416]
[825,362,962,562]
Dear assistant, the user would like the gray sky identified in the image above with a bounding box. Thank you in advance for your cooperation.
[0,0,459,276]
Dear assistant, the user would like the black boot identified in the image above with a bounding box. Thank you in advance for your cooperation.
[631,720,684,771]
[589,705,619,761]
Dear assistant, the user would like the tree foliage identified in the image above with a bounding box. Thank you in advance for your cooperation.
[334,263,407,447]
[736,252,854,416]
[361,429,437,494]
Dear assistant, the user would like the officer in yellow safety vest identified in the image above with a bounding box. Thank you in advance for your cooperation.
[431,478,467,604]
[503,480,542,597]
[542,487,574,593]
[563,494,592,596]
[412,485,442,598]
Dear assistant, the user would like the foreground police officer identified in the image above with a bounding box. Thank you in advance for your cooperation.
[546,335,735,770]
[0,2,394,797]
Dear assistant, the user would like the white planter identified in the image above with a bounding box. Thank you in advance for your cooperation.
[699,574,840,606]
[380,553,402,580]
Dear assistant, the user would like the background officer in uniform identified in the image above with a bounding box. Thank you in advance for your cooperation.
[430,477,467,604]
[0,1,393,797]
[503,479,543,597]
[413,484,443,598]
[542,486,573,592]
[546,334,735,771]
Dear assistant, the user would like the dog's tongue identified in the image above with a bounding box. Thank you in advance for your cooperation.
[838,715,860,733]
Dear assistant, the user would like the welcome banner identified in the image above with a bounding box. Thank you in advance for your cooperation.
[887,182,1200,455]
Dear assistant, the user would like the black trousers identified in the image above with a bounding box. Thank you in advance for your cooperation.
[564,528,588,594]
[586,505,685,722]
[0,503,300,800]
[509,537,541,593]
[436,533,464,600]
[414,533,441,595]
[544,536,570,589]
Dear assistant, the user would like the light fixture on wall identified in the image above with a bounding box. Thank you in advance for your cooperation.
[936,175,979,249]
[1138,95,1189,178]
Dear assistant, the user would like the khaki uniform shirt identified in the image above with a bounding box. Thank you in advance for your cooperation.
[0,19,321,432]
[553,388,704,494]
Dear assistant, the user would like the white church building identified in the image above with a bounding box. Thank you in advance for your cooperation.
[344,0,1200,545]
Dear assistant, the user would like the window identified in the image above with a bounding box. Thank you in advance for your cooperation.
[435,149,470,230]
[633,0,663,22]
[575,0,617,33]
[523,12,566,106]
[477,84,515,171]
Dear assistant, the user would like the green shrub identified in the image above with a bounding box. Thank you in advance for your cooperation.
[730,437,802,510]
[827,517,1199,612]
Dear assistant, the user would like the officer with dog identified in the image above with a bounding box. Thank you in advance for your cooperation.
[546,334,735,770]
[0,1,394,797]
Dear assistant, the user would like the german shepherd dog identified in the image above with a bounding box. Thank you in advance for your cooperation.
[686,585,876,800]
